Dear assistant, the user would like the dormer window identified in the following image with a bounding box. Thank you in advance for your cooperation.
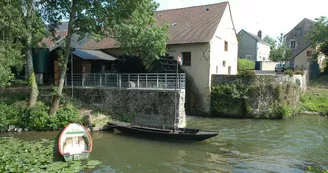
[172,23,177,27]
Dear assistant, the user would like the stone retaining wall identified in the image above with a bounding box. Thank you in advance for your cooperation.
[66,88,186,128]
[211,75,301,118]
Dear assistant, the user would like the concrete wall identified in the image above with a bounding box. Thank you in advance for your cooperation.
[238,30,257,61]
[257,42,271,61]
[261,61,280,71]
[67,88,186,128]
[210,5,238,76]
[294,47,315,69]
[166,43,210,112]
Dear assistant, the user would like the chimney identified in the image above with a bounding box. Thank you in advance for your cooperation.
[258,30,262,39]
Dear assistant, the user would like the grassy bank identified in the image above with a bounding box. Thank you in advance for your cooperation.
[300,75,328,115]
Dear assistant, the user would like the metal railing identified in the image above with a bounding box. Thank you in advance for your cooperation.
[65,73,186,89]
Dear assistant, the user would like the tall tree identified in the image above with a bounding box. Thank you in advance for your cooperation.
[22,0,47,107]
[269,33,292,64]
[263,35,276,49]
[308,16,328,56]
[40,0,169,115]
[0,0,24,88]
[25,0,39,107]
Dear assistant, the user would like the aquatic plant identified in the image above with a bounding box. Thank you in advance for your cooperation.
[0,137,101,173]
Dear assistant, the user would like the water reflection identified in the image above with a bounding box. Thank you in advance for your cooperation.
[1,115,328,172]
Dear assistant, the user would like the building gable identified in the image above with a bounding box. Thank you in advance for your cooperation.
[284,18,315,58]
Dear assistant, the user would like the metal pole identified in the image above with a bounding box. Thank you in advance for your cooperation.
[71,51,73,98]
[156,74,159,88]
[137,74,139,88]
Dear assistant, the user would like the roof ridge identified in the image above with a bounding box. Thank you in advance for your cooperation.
[156,1,228,13]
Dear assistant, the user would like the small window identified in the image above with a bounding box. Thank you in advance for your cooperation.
[224,41,228,51]
[307,51,312,56]
[216,66,218,73]
[290,41,296,49]
[295,28,301,36]
[222,61,226,67]
[182,52,191,66]
[245,55,252,60]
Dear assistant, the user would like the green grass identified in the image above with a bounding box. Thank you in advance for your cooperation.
[300,75,328,115]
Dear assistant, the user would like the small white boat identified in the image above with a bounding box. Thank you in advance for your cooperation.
[58,123,93,161]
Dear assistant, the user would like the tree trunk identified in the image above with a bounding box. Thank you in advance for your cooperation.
[26,0,38,107]
[49,1,76,116]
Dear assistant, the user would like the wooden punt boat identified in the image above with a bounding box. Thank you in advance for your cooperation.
[109,121,218,142]
[58,123,93,161]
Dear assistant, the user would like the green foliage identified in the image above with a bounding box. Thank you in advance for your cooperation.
[238,70,256,77]
[238,59,255,72]
[0,137,101,172]
[112,112,136,123]
[0,1,24,88]
[211,76,299,119]
[284,69,294,77]
[269,33,292,63]
[211,83,249,117]
[263,35,277,48]
[308,16,328,56]
[300,88,328,115]
[56,104,80,128]
[0,101,81,131]
[306,166,328,173]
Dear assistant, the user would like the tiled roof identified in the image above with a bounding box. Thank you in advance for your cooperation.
[39,31,67,49]
[73,49,117,60]
[84,2,229,49]
[239,30,271,46]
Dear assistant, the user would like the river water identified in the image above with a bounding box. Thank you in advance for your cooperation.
[2,115,328,173]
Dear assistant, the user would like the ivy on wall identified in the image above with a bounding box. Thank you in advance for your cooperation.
[211,74,300,119]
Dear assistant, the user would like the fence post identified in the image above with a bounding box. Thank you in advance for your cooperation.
[82,74,85,86]
[119,74,122,88]
[137,74,139,88]
[128,74,130,88]
[165,74,167,89]
[178,73,180,89]
[99,74,102,86]
[94,74,96,86]
[156,74,159,88]
[105,74,107,86]
[146,74,148,88]
[116,74,118,87]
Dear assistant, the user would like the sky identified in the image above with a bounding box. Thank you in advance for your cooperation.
[154,0,328,39]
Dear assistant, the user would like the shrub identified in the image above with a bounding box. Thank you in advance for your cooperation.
[28,102,52,131]
[284,69,294,77]
[0,102,26,130]
[56,104,80,129]
[238,70,256,77]
[112,112,136,123]
[238,58,255,72]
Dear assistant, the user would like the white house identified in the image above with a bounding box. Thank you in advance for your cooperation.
[238,30,271,62]
[84,2,238,113]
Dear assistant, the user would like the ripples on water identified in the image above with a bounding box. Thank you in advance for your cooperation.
[2,115,328,173]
